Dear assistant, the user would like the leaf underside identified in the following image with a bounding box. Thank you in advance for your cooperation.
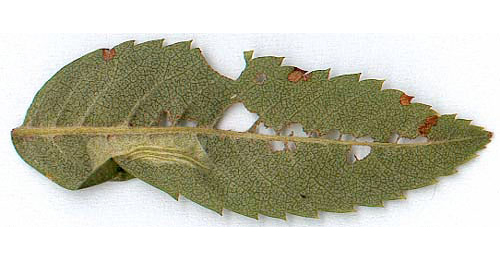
[12,39,491,220]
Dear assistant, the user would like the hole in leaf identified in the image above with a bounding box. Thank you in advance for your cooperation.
[340,134,355,142]
[356,136,375,143]
[323,129,341,140]
[177,119,198,127]
[287,142,297,151]
[388,133,400,143]
[159,111,173,127]
[309,131,319,138]
[397,136,429,144]
[272,141,286,151]
[216,102,259,132]
[388,133,429,144]
[280,123,308,151]
[346,150,356,164]
[256,123,277,136]
[281,123,308,137]
[351,136,374,163]
[256,123,285,151]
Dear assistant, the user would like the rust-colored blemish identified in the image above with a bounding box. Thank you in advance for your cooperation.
[400,94,414,106]
[426,115,439,126]
[418,115,439,136]
[303,72,312,81]
[102,48,116,62]
[487,131,493,138]
[288,67,308,82]
[45,173,54,181]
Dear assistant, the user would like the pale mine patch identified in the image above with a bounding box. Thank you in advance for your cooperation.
[86,134,211,171]
[389,133,430,144]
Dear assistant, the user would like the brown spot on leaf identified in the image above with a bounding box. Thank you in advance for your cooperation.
[255,73,267,85]
[418,115,439,136]
[303,72,312,81]
[487,131,493,138]
[400,94,414,106]
[45,173,54,181]
[102,48,116,62]
[288,67,308,82]
[426,115,439,126]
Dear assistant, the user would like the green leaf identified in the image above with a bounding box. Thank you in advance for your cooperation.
[11,39,492,220]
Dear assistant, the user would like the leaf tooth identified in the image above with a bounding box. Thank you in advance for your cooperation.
[249,56,285,68]
[276,56,285,66]
[307,68,331,81]
[260,211,287,220]
[450,113,458,119]
[135,39,164,49]
[458,119,473,126]
[330,73,361,83]
[113,40,135,50]
[243,50,254,64]
[170,40,193,50]
[286,210,320,219]
[359,78,385,91]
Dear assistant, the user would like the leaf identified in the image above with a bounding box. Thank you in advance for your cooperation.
[11,39,492,220]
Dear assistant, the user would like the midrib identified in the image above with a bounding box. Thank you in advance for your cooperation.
[11,126,483,147]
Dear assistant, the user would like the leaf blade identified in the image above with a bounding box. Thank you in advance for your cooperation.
[12,39,492,219]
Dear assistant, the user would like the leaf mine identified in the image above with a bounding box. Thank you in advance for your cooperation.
[11,39,492,220]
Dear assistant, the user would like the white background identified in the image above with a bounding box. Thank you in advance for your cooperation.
[2,33,499,227]
[1,1,500,259]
